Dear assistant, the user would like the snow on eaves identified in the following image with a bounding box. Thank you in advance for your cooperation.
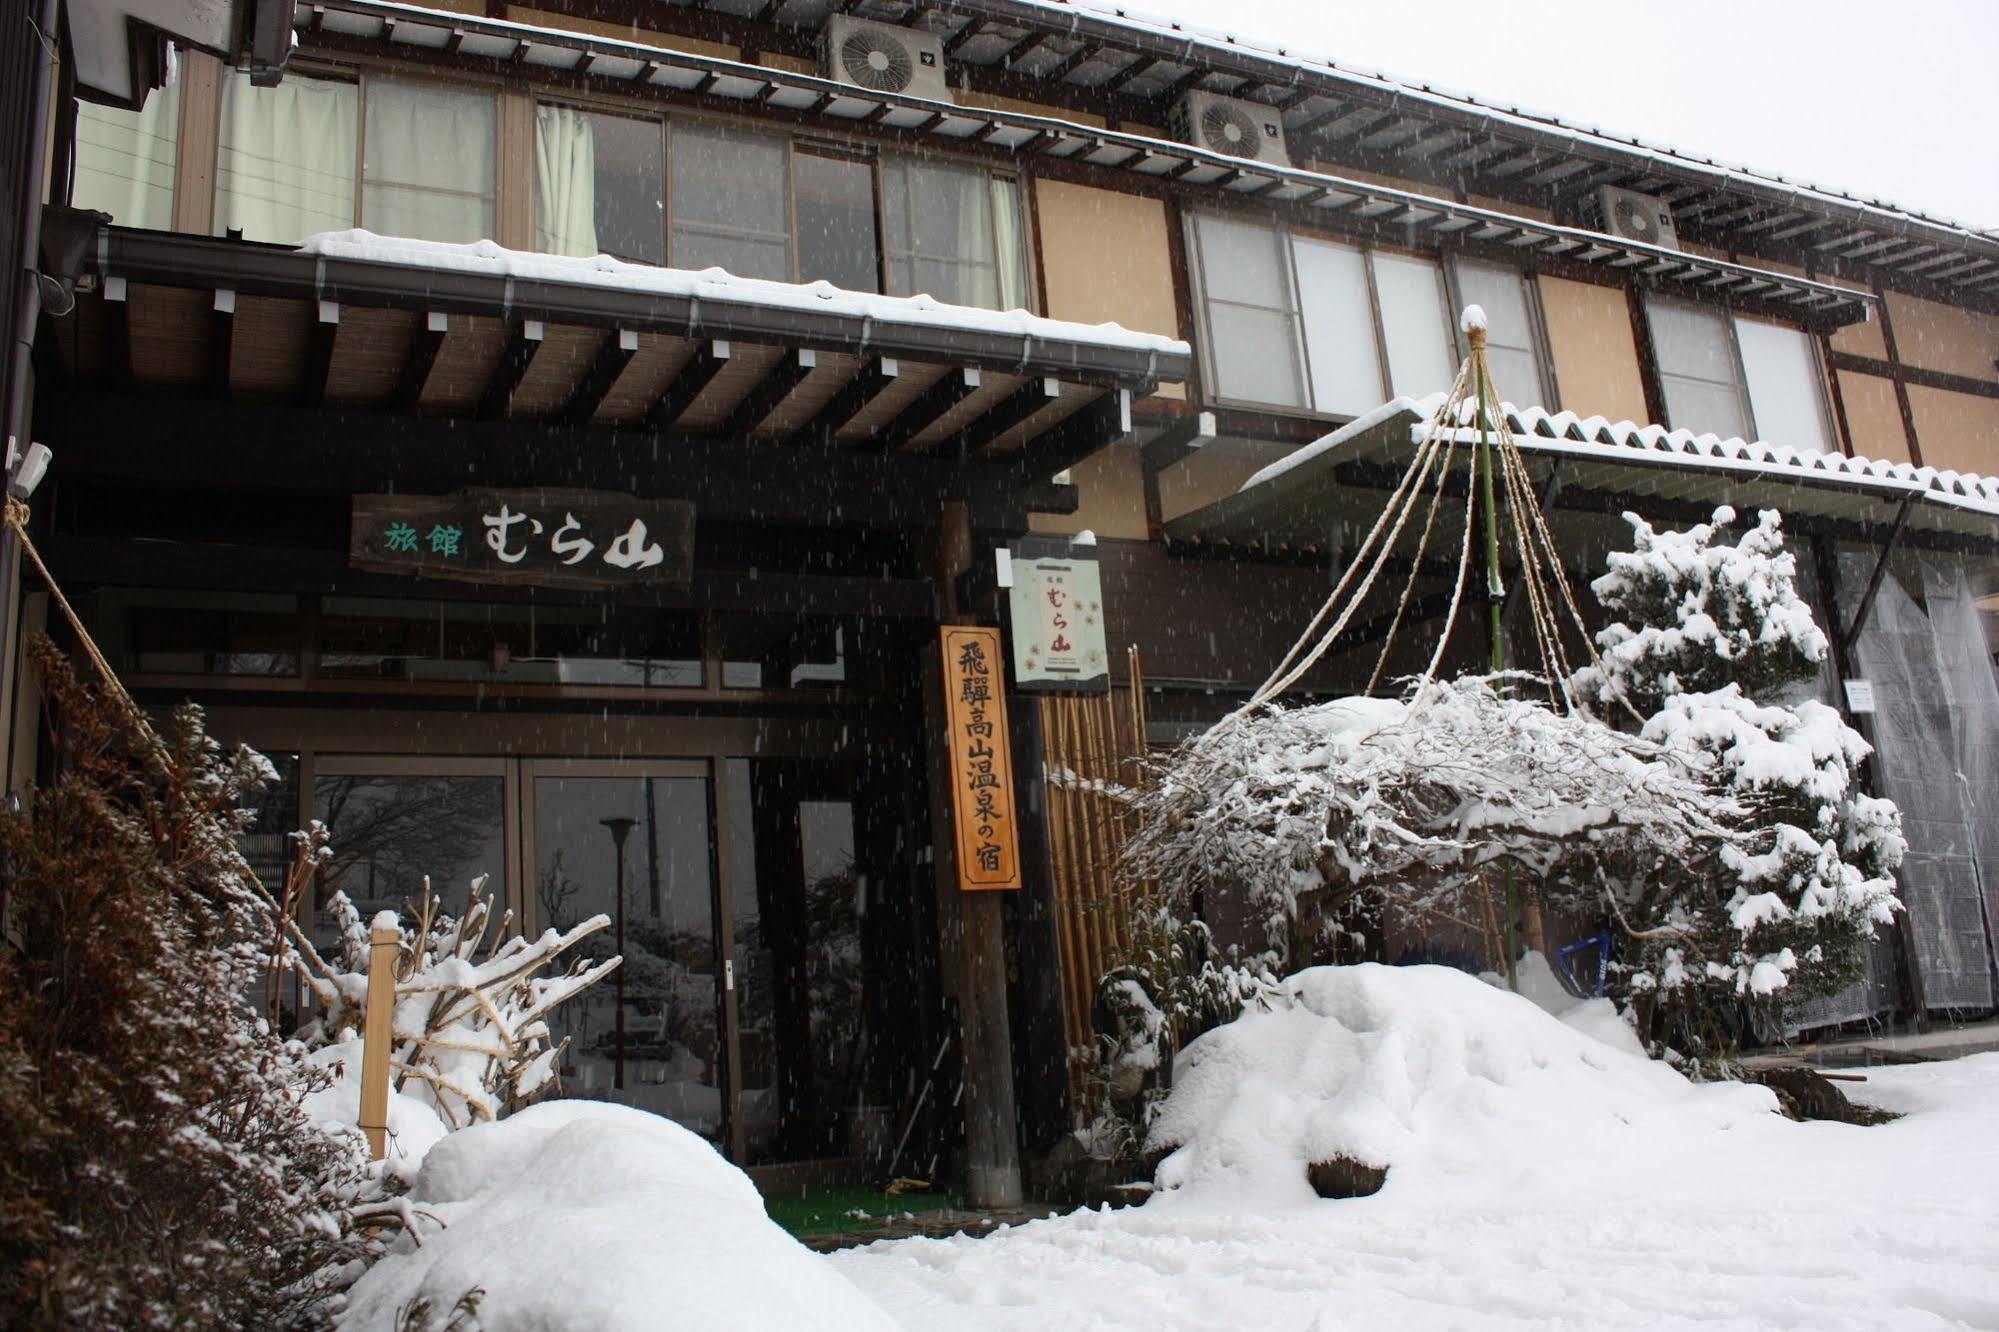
[297,230,1191,360]
[1240,394,1999,522]
[1024,0,1998,243]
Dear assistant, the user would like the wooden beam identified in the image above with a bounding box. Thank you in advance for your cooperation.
[964,376,1061,456]
[301,299,338,408]
[559,327,639,425]
[1156,65,1208,105]
[478,319,545,421]
[1007,387,1132,480]
[208,288,236,398]
[397,311,449,412]
[872,366,981,452]
[101,276,133,391]
[718,347,816,438]
[44,390,1063,535]
[994,29,1046,68]
[794,355,899,445]
[1042,43,1100,84]
[944,19,987,57]
[1105,55,1159,95]
[646,339,732,430]
[1138,409,1216,473]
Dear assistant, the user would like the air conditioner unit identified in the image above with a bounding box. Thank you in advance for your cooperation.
[1172,90,1292,168]
[1595,186,1680,250]
[822,16,952,103]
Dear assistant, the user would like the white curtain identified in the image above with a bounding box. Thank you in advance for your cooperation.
[215,74,358,244]
[71,79,181,230]
[362,79,496,244]
[534,105,598,257]
[990,175,1025,311]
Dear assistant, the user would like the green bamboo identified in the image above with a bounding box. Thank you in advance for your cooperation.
[1472,342,1520,991]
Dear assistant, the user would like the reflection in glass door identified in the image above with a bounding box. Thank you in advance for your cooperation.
[527,763,723,1144]
[312,759,512,963]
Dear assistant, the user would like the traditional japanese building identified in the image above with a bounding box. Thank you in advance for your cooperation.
[10,0,1997,1206]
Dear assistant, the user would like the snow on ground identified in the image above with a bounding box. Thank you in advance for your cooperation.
[339,1101,893,1331]
[834,965,1999,1330]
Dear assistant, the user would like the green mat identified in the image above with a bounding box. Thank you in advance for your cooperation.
[762,1184,962,1237]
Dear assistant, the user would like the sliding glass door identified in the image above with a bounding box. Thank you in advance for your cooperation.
[523,761,725,1144]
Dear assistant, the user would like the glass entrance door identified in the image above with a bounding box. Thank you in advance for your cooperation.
[523,761,724,1145]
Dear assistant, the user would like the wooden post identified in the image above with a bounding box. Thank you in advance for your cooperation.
[358,921,400,1161]
[931,500,1024,1209]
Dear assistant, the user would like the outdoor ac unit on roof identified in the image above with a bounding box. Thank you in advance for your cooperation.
[822,16,952,103]
[1595,186,1681,251]
[1172,90,1292,169]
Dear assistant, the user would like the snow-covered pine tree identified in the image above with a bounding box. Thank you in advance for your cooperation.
[0,640,368,1327]
[1573,507,1903,1043]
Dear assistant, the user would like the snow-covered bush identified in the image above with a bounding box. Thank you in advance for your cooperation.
[1573,508,1902,1040]
[1125,675,1727,971]
[0,641,369,1327]
[291,862,619,1131]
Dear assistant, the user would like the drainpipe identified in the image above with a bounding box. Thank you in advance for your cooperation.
[1,0,62,792]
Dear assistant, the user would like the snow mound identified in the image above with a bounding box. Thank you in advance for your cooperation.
[303,1038,450,1182]
[1149,963,1778,1208]
[338,1101,893,1331]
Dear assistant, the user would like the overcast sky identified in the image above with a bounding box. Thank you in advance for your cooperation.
[1121,0,1999,232]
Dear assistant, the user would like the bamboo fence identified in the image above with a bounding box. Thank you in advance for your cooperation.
[1038,645,1154,1090]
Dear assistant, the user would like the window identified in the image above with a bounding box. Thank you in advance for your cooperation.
[793,149,879,293]
[317,597,702,686]
[1735,317,1834,453]
[71,78,181,229]
[1452,261,1550,407]
[361,78,495,243]
[669,121,792,280]
[1645,297,1832,450]
[93,588,300,677]
[880,157,1028,310]
[535,105,664,264]
[1188,213,1467,414]
[1188,213,1305,409]
[215,72,358,244]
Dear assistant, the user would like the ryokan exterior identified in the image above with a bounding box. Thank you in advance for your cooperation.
[8,0,1998,1207]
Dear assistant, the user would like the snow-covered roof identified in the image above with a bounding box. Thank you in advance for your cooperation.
[1001,0,1998,246]
[299,231,1190,366]
[1170,396,1999,554]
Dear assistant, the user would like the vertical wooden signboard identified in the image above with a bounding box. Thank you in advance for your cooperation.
[940,625,1022,891]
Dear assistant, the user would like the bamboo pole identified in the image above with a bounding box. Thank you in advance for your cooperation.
[358,921,401,1161]
[1041,698,1089,1062]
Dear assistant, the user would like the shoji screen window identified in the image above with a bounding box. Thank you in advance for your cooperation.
[534,105,664,264]
[1451,261,1550,407]
[880,158,1028,311]
[1646,297,1832,450]
[667,122,791,281]
[361,79,496,244]
[71,78,181,229]
[1734,317,1834,453]
[214,72,358,244]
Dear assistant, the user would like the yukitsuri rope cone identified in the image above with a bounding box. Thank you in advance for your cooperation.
[1219,308,1639,730]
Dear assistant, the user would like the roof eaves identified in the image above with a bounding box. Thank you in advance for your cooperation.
[943,0,1999,254]
[298,0,1878,329]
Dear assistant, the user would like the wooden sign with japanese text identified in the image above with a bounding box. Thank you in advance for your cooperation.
[351,489,694,590]
[940,625,1022,891]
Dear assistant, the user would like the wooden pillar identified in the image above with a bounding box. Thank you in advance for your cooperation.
[930,499,1023,1209]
